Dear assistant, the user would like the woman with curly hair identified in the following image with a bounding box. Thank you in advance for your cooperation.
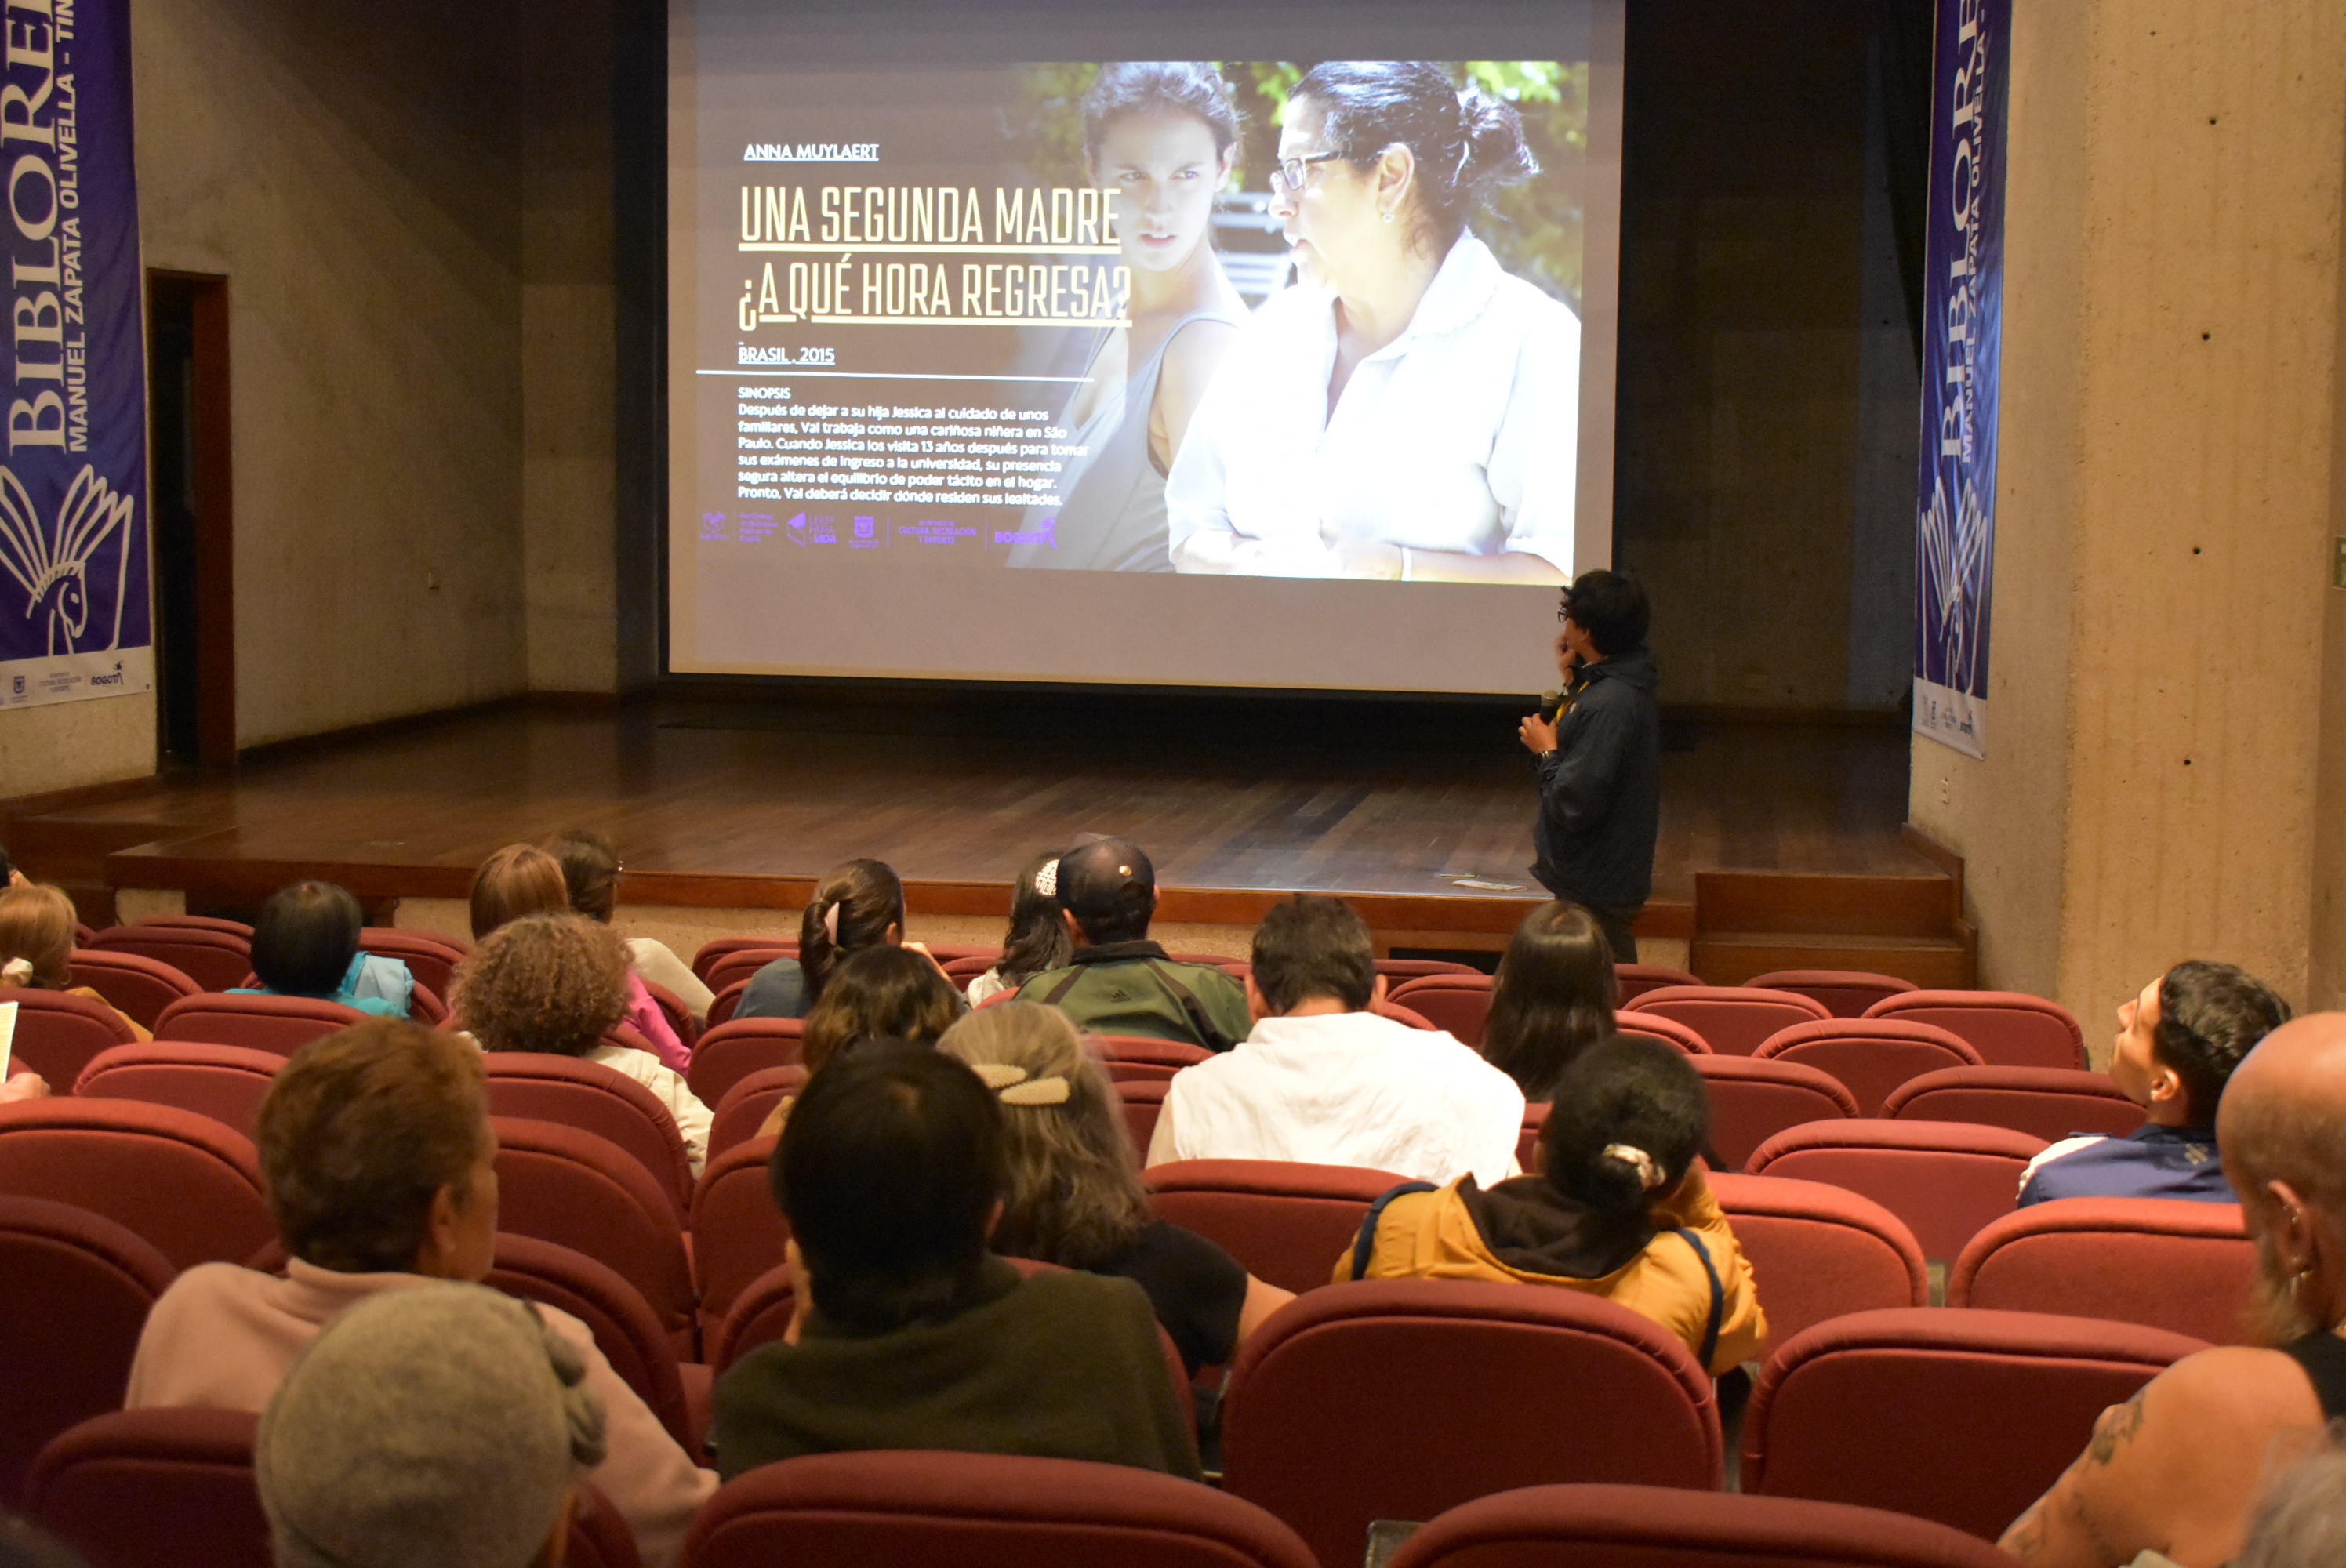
[456,913,712,1176]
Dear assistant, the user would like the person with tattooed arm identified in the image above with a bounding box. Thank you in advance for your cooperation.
[1999,1012,2346,1567]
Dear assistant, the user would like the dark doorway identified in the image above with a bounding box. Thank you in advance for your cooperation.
[147,272,234,767]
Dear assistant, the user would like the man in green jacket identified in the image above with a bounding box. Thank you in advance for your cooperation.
[1015,837,1251,1051]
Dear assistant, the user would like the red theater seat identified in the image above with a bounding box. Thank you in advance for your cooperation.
[1756,1018,1982,1116]
[1883,1065,2143,1142]
[1744,1120,2045,1263]
[1614,962,1704,1004]
[74,1042,283,1137]
[491,1117,696,1354]
[686,1018,804,1106]
[1093,1034,1213,1082]
[483,1053,693,1221]
[1692,1054,1859,1171]
[691,936,795,985]
[1385,1483,2018,1568]
[708,1065,806,1163]
[1613,1009,1711,1056]
[0,1098,272,1271]
[685,1450,1316,1568]
[1709,1173,1928,1353]
[692,1134,790,1338]
[1949,1199,2257,1345]
[0,1196,177,1504]
[1375,958,1481,982]
[1629,986,1832,1057]
[1222,1282,1721,1568]
[24,1407,269,1568]
[67,949,203,1029]
[710,1261,801,1375]
[484,1232,700,1456]
[151,993,368,1057]
[135,914,255,938]
[1744,968,1921,1018]
[1385,975,1493,1047]
[2,987,142,1087]
[1741,1307,2205,1539]
[1862,990,2087,1071]
[1117,1076,1171,1158]
[85,922,255,993]
[1146,1160,1407,1296]
[706,979,750,1026]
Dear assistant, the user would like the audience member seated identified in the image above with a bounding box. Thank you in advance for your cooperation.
[939,1000,1294,1373]
[472,842,686,1073]
[124,1020,714,1566]
[459,914,714,1178]
[964,848,1073,1006]
[1146,894,1523,1185]
[735,858,935,1021]
[552,829,717,1024]
[2235,1425,2346,1568]
[2018,960,2290,1207]
[1013,839,1250,1051]
[801,946,966,1073]
[0,840,31,891]
[0,880,148,1045]
[709,1045,1200,1481]
[233,880,415,1018]
[1482,900,1619,1101]
[255,1283,607,1568]
[1339,1033,1764,1374]
[1999,1012,2346,1568]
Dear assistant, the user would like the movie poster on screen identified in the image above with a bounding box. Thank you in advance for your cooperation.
[0,0,148,713]
[1912,0,2006,759]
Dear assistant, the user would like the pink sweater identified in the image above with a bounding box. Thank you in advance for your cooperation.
[625,972,691,1073]
[125,1259,715,1568]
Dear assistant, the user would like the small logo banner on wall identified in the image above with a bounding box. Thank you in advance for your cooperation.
[0,0,149,713]
[1913,0,2008,759]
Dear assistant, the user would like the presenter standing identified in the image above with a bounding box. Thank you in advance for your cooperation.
[1166,60,1578,583]
[1517,571,1658,961]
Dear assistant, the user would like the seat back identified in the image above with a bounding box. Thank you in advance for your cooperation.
[1223,1281,1720,1568]
[1745,1119,2043,1264]
[704,949,790,998]
[1950,1199,2257,1345]
[691,1134,791,1334]
[1741,1307,2205,1539]
[1146,1160,1408,1296]
[1742,969,1921,1018]
[483,1232,695,1454]
[1692,1055,1858,1171]
[1093,1034,1213,1076]
[1862,990,2087,1070]
[1385,1483,2021,1568]
[85,924,255,993]
[707,979,750,1026]
[74,1042,285,1137]
[488,1117,696,1350]
[2,986,141,1086]
[691,937,794,985]
[1883,1065,2143,1142]
[482,1054,692,1221]
[0,1196,177,1503]
[1629,986,1833,1057]
[67,949,203,1029]
[357,927,469,1001]
[1755,1019,1983,1116]
[687,1018,804,1107]
[0,1098,272,1270]
[710,1261,801,1374]
[1375,958,1480,982]
[1708,1173,1928,1353]
[1117,1077,1171,1159]
[1614,963,1703,1004]
[24,1407,269,1568]
[151,993,369,1057]
[1385,975,1494,1047]
[685,1449,1318,1568]
[1611,1010,1711,1056]
[941,953,999,982]
[709,1065,808,1163]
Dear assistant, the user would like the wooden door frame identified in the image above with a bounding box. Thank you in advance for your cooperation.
[147,269,234,767]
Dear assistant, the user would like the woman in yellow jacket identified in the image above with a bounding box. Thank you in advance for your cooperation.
[1337,1033,1765,1375]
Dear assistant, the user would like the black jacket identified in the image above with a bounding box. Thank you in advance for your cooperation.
[1531,644,1661,910]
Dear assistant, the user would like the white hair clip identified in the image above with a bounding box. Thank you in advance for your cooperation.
[821,901,841,943]
[967,1060,1072,1107]
[1602,1142,1665,1192]
[1,956,30,983]
[1033,859,1059,898]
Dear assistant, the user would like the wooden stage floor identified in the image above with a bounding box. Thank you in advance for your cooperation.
[7,702,1936,942]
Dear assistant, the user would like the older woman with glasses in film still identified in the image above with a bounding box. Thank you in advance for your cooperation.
[1165,61,1578,584]
[1009,62,1248,572]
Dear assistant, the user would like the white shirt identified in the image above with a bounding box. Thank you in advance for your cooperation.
[627,937,715,1022]
[1165,233,1580,575]
[1146,1009,1525,1188]
[586,1043,714,1179]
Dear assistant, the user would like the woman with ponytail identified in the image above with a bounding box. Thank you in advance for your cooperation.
[1338,1034,1764,1374]
[736,858,914,1021]
[1167,60,1578,583]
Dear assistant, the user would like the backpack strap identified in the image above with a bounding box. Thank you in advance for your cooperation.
[1664,1225,1726,1372]
[1037,967,1086,1007]
[1144,960,1240,1053]
[1347,1181,1440,1280]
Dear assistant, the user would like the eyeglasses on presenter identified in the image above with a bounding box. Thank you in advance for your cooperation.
[1269,149,1346,194]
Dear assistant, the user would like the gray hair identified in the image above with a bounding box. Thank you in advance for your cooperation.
[2239,1422,2346,1568]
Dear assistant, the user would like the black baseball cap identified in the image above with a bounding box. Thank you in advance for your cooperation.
[1056,837,1156,935]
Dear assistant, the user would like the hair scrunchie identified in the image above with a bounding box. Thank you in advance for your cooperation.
[1602,1142,1665,1192]
[820,900,841,944]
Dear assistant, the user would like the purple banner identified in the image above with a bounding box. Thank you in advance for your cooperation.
[1913,0,2006,757]
[0,0,147,712]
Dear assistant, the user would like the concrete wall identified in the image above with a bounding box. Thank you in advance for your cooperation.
[1912,2,2346,1025]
